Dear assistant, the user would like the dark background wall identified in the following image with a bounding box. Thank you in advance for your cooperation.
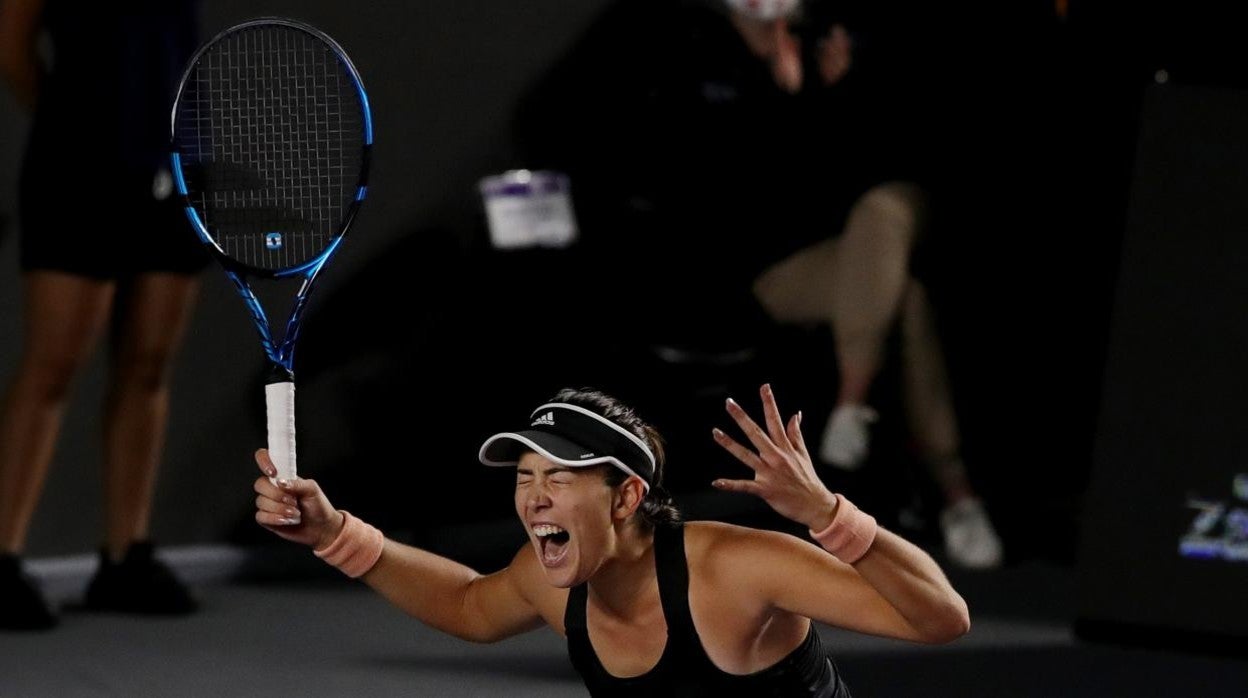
[0,0,1243,559]
[1077,82,1248,644]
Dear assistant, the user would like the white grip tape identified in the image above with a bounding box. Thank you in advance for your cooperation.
[266,381,297,481]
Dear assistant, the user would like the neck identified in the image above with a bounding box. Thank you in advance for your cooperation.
[587,523,657,619]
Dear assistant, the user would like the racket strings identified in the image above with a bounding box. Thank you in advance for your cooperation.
[175,24,364,271]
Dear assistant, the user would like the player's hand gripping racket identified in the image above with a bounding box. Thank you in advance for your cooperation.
[170,18,372,481]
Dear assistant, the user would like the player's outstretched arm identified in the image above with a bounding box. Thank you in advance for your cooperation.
[253,449,544,642]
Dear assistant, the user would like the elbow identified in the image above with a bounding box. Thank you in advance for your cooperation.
[918,599,971,644]
[456,628,506,645]
[934,611,971,645]
[425,616,506,645]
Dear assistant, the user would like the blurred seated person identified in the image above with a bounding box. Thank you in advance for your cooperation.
[511,0,1001,568]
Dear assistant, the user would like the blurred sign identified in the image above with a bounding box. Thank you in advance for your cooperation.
[479,169,578,250]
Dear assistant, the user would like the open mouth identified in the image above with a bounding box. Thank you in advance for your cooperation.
[533,524,571,566]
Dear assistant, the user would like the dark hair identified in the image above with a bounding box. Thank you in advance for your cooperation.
[550,387,681,531]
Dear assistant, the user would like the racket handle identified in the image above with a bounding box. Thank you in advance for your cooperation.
[266,380,297,481]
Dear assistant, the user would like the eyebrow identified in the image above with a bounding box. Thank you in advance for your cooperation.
[515,466,576,476]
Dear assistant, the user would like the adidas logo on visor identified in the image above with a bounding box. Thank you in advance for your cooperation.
[531,411,555,427]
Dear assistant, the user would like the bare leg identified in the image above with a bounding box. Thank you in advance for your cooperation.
[0,272,115,554]
[101,273,199,561]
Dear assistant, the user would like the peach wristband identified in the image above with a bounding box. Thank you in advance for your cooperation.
[809,493,878,564]
[313,510,384,578]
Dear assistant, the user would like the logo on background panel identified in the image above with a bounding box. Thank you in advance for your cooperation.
[1179,473,1248,563]
[265,232,283,250]
[532,411,555,427]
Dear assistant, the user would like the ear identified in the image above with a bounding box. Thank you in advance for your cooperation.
[612,476,646,521]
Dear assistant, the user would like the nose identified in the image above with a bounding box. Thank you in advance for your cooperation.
[526,483,553,512]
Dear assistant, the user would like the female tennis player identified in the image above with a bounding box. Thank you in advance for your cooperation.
[253,384,968,695]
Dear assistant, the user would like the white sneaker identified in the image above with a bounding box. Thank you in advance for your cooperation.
[940,498,1003,570]
[819,404,878,470]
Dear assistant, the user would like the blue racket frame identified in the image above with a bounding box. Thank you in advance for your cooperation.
[169,17,374,375]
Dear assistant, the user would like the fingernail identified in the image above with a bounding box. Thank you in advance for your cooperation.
[712,428,724,438]
[286,508,299,517]
[726,397,737,407]
[279,517,297,525]
[798,410,803,423]
[712,479,725,488]
[277,479,290,488]
[267,468,276,477]
[763,383,772,394]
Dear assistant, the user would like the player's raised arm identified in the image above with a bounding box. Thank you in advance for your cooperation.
[712,384,969,643]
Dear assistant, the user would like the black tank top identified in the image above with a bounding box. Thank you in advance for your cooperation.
[563,523,851,697]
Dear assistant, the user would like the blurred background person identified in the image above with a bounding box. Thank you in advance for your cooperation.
[512,0,1002,569]
[0,0,207,630]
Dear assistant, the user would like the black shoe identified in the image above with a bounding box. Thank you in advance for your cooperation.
[84,541,198,615]
[0,553,59,631]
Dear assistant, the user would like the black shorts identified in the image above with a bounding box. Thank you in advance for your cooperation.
[18,147,211,280]
[18,0,208,280]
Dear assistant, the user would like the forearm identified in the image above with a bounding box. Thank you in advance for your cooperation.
[804,492,967,643]
[308,510,489,639]
[260,469,534,644]
[357,539,495,640]
[851,528,969,643]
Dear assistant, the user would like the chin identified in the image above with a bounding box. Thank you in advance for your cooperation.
[542,563,582,589]
[544,573,577,589]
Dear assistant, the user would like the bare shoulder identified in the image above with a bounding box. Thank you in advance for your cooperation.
[683,521,835,623]
[685,520,812,551]
[683,521,816,575]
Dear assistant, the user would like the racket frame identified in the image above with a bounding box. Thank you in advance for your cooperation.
[169,17,373,478]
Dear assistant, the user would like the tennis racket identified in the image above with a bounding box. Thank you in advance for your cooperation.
[170,18,372,482]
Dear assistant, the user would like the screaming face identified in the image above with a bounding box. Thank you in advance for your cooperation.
[514,452,620,588]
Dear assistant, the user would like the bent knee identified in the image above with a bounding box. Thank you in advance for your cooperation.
[16,350,95,401]
[852,181,928,238]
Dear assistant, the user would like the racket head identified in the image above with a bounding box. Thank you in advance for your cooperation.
[170,18,372,278]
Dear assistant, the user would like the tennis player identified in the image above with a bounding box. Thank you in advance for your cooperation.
[253,384,968,695]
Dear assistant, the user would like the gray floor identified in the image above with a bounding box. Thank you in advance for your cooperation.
[3,545,1247,697]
